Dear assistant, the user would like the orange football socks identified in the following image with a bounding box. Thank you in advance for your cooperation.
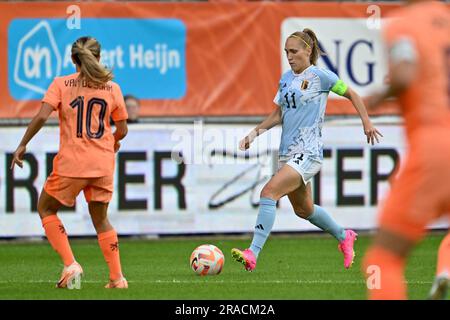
[98,229,123,281]
[42,215,75,267]
[363,246,407,300]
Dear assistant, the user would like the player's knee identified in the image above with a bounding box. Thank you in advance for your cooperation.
[292,201,313,219]
[91,214,107,226]
[37,199,54,219]
[89,209,111,233]
[260,185,278,200]
[294,207,312,219]
[37,208,55,219]
[91,216,110,233]
[373,229,415,258]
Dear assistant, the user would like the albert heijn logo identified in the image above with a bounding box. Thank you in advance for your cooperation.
[8,18,187,101]
[9,20,62,99]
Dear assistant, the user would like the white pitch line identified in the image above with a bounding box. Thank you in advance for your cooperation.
[0,279,433,284]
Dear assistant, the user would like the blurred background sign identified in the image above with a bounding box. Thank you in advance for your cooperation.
[8,18,187,100]
[1,1,404,119]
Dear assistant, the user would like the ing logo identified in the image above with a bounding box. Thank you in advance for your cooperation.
[9,20,62,99]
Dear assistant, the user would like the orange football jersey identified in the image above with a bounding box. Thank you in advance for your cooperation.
[42,72,128,177]
[384,1,450,140]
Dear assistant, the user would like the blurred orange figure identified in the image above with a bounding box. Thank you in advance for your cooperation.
[363,0,450,300]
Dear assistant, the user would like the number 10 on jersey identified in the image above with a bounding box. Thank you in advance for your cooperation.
[70,96,107,139]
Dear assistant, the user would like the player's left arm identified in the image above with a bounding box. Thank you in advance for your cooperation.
[368,54,417,110]
[113,120,128,153]
[111,84,129,153]
[342,86,383,145]
[368,22,419,110]
[10,102,54,169]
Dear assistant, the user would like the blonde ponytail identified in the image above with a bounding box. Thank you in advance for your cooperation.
[71,37,113,85]
[288,29,325,65]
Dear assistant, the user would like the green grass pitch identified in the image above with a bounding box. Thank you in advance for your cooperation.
[0,232,445,300]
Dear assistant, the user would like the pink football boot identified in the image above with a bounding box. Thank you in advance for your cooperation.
[231,248,256,272]
[338,230,358,269]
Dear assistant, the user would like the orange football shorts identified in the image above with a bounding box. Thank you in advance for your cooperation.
[44,172,113,207]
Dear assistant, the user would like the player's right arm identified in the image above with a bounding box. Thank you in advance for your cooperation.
[10,102,54,169]
[239,106,281,151]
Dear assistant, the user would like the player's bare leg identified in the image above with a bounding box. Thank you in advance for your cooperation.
[88,201,114,234]
[288,183,357,269]
[37,189,62,220]
[232,165,302,271]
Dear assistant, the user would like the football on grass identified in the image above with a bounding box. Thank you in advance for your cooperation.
[190,244,224,276]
